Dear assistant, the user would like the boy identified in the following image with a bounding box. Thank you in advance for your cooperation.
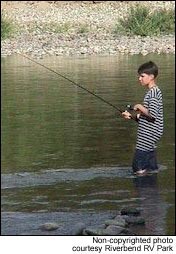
[122,61,163,175]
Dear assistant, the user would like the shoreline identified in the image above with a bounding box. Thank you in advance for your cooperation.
[1,1,175,58]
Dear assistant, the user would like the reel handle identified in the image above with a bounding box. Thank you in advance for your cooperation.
[126,104,134,111]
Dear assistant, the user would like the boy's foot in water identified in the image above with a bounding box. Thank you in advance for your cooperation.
[134,169,147,176]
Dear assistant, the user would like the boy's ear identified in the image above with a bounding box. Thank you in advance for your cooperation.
[149,74,155,80]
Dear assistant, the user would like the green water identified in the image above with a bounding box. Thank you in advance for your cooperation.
[1,54,175,235]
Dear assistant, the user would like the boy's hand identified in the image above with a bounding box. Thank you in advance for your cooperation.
[121,110,132,119]
[133,104,142,111]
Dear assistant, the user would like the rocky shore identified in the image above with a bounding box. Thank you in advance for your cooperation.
[1,1,175,58]
[1,207,146,235]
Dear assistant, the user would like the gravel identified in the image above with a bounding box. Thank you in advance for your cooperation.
[1,1,175,58]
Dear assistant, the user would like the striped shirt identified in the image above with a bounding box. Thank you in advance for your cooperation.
[136,86,164,151]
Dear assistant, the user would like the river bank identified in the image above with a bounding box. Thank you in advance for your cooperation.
[1,1,175,58]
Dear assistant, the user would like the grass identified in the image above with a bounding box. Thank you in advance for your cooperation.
[42,22,71,34]
[1,13,15,40]
[28,21,72,34]
[114,6,175,37]
[31,22,90,35]
[77,24,89,34]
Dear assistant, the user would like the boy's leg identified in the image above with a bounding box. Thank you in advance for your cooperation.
[148,149,158,171]
[132,149,146,173]
[132,149,158,174]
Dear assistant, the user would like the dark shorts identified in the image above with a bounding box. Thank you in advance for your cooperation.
[132,149,158,172]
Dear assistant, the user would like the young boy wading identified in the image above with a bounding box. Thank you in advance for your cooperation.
[122,61,164,175]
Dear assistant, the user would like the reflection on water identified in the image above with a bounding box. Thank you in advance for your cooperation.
[133,175,168,235]
[1,54,175,235]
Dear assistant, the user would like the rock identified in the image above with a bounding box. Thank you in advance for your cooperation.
[84,224,106,236]
[85,225,126,236]
[84,228,106,236]
[124,216,145,225]
[105,225,126,235]
[39,222,59,231]
[70,222,86,235]
[119,229,137,236]
[120,207,141,216]
[89,225,135,235]
[105,217,127,227]
[82,229,89,236]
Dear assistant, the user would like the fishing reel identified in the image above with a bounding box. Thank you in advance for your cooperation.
[126,104,134,112]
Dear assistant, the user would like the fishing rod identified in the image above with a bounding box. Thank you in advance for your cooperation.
[17,52,124,114]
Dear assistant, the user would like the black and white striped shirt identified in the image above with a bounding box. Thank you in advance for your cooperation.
[136,86,163,151]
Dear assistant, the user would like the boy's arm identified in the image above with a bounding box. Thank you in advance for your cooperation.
[133,104,155,122]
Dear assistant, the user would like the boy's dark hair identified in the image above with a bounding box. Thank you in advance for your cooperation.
[138,61,158,78]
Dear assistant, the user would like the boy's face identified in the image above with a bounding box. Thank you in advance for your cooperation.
[138,73,154,86]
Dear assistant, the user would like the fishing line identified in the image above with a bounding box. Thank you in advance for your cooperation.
[17,52,123,113]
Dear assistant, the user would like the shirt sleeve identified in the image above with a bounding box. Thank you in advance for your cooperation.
[148,96,159,119]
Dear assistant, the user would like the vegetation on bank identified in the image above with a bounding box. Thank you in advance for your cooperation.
[1,13,15,39]
[1,5,175,40]
[114,6,175,36]
[27,22,90,35]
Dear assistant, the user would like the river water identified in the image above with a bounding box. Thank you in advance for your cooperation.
[1,54,175,235]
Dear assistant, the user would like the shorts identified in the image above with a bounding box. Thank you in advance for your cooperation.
[132,149,158,172]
